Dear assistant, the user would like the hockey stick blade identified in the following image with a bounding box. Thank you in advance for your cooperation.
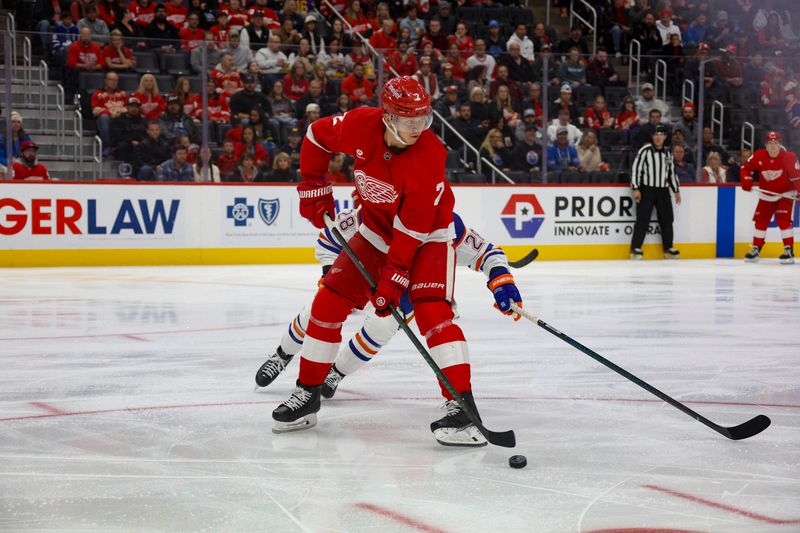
[511,304,771,441]
[508,248,539,269]
[325,215,516,448]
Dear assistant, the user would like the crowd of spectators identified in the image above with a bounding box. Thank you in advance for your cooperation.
[3,0,797,182]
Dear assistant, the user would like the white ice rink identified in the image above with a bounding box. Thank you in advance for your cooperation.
[1,260,798,532]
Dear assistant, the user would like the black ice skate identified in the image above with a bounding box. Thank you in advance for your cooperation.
[255,347,293,387]
[630,248,643,260]
[272,380,321,433]
[663,248,680,260]
[744,246,761,263]
[321,364,345,399]
[430,392,487,447]
[779,245,795,265]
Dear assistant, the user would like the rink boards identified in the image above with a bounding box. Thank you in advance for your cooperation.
[0,182,796,267]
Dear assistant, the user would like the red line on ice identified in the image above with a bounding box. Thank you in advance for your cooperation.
[1,395,797,423]
[28,402,70,415]
[642,484,800,525]
[354,502,451,533]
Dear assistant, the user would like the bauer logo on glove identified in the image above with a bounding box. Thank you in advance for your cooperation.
[487,268,523,321]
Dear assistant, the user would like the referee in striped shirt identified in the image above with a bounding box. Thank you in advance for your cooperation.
[630,124,682,260]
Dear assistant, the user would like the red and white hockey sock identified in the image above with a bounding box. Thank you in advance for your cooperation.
[297,287,352,386]
[780,228,794,248]
[753,228,766,249]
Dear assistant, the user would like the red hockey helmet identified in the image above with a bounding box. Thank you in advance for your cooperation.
[765,131,782,143]
[381,76,431,118]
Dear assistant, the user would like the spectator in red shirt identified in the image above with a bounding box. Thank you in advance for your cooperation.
[386,39,417,77]
[369,18,397,54]
[583,95,615,129]
[192,80,231,123]
[222,0,250,33]
[211,52,243,97]
[211,11,231,48]
[341,62,374,104]
[448,22,474,56]
[282,60,309,101]
[180,12,205,51]
[616,96,640,133]
[92,71,129,151]
[173,76,199,117]
[12,141,50,181]
[134,72,166,120]
[98,0,124,27]
[128,0,156,27]
[249,0,281,31]
[65,27,103,99]
[165,0,188,29]
[102,30,136,71]
[234,125,269,169]
[344,0,370,37]
[425,18,449,52]
[217,139,238,178]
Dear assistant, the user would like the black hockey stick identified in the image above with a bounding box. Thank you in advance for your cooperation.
[511,304,771,441]
[508,248,539,269]
[325,215,516,448]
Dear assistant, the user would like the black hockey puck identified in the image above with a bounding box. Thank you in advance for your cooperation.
[508,455,527,469]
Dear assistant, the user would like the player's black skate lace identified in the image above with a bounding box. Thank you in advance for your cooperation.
[272,381,321,422]
[255,347,293,387]
[430,392,482,431]
[745,246,761,262]
[321,365,345,399]
[779,246,794,264]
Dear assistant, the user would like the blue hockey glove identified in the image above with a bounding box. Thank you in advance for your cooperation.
[487,267,522,321]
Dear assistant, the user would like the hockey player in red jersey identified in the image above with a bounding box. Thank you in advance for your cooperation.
[740,131,800,264]
[272,77,510,446]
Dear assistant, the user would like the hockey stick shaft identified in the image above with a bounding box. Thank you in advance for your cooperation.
[755,188,797,200]
[325,215,516,448]
[511,304,770,440]
[508,248,539,269]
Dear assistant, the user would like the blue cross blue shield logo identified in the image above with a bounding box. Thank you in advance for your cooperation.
[226,197,254,226]
[258,198,280,225]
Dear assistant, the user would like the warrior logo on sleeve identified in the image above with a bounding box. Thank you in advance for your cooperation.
[354,170,398,204]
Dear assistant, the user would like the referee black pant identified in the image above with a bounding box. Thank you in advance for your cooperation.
[631,185,674,251]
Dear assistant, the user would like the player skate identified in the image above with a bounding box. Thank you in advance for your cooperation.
[744,246,761,262]
[430,392,487,447]
[255,347,294,387]
[321,365,345,399]
[779,245,795,265]
[664,248,680,259]
[630,248,643,260]
[272,381,321,433]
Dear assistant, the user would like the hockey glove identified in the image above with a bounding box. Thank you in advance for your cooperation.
[371,264,410,318]
[298,180,335,229]
[488,267,522,321]
[741,176,753,192]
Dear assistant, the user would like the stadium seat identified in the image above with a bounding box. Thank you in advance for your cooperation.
[79,72,105,91]
[730,109,756,127]
[155,74,175,93]
[483,7,508,24]
[504,170,531,183]
[508,7,534,27]
[134,51,158,74]
[216,122,232,143]
[576,85,600,107]
[791,130,800,151]
[118,73,140,93]
[187,76,203,93]
[162,54,189,75]
[758,108,787,128]
[458,7,483,24]
[445,149,462,171]
[604,86,630,108]
[598,129,626,147]
[590,171,614,184]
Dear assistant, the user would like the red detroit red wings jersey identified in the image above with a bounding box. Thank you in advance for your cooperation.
[741,148,800,199]
[301,107,454,267]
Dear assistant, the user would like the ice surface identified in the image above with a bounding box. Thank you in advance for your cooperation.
[0,260,798,532]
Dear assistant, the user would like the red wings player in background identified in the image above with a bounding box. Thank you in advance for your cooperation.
[272,77,517,447]
[740,131,800,264]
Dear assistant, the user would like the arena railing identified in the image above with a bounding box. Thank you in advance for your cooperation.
[6,13,16,70]
[56,84,65,156]
[38,60,49,124]
[22,36,32,106]
[741,122,755,152]
[73,109,83,179]
[694,56,719,182]
[654,59,667,103]
[628,39,641,97]
[681,79,694,107]
[569,0,597,56]
[92,135,102,181]
[711,100,725,147]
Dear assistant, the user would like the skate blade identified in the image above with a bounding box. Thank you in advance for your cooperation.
[780,258,795,265]
[272,413,317,434]
[433,426,488,447]
[663,254,680,260]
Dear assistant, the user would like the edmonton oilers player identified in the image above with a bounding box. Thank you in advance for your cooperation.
[270,76,523,446]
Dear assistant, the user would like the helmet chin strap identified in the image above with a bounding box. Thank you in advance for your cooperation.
[382,116,410,146]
